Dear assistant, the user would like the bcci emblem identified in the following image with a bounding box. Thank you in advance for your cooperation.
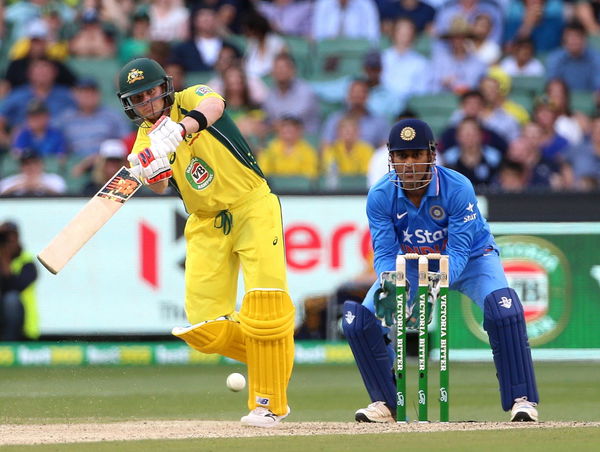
[127,69,144,84]
[400,127,416,141]
[185,157,214,190]
[463,235,571,346]
[429,205,445,221]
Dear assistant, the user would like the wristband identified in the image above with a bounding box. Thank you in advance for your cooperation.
[185,110,208,132]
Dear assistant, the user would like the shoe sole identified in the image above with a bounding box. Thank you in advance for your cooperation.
[511,412,537,422]
[355,413,394,423]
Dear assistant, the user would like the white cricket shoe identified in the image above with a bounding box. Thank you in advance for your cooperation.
[355,401,395,423]
[241,406,290,428]
[510,397,538,422]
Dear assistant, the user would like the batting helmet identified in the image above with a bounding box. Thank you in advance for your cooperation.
[387,118,436,153]
[117,58,175,126]
[387,118,437,191]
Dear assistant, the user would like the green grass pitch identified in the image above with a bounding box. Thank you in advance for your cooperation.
[1,361,599,450]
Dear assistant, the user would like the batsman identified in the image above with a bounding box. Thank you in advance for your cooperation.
[117,58,294,427]
[343,118,539,423]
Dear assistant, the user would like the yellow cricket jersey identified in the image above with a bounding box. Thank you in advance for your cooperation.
[132,85,266,215]
[322,140,374,175]
[258,138,319,178]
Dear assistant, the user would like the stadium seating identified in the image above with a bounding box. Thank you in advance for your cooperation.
[510,75,546,98]
[185,71,214,86]
[267,175,315,193]
[319,174,368,193]
[66,57,123,110]
[312,38,374,80]
[282,36,312,79]
[570,90,597,116]
[407,92,459,118]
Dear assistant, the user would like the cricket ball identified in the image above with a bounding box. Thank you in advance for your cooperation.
[226,372,246,392]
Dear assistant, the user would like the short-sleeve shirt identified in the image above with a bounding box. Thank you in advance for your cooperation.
[131,85,265,215]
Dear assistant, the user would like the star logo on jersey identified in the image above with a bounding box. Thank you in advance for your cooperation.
[127,68,144,84]
[403,229,413,243]
[466,202,475,212]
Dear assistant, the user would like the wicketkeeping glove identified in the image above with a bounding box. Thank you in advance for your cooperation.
[374,274,397,328]
[148,115,185,154]
[128,147,172,184]
[406,271,440,330]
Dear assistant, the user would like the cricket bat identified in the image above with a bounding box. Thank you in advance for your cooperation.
[37,166,142,274]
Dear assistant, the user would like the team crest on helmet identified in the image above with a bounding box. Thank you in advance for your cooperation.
[127,69,144,84]
[185,157,214,190]
[430,205,445,221]
[400,127,416,141]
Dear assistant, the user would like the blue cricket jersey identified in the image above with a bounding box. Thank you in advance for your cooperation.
[367,166,497,283]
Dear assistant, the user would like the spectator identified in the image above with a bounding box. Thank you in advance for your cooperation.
[188,0,250,36]
[478,74,522,141]
[5,17,75,89]
[164,59,187,92]
[575,0,600,36]
[82,138,129,195]
[69,9,117,58]
[0,221,39,341]
[207,44,269,105]
[0,58,76,149]
[381,18,430,102]
[12,99,67,158]
[321,78,390,148]
[531,96,571,161]
[310,50,404,120]
[509,128,572,190]
[442,90,508,154]
[544,79,586,146]
[4,0,76,43]
[56,78,130,187]
[322,116,374,186]
[171,7,232,72]
[258,116,319,178]
[146,40,173,68]
[567,115,600,190]
[486,67,530,125]
[503,0,565,53]
[442,117,503,188]
[219,65,268,146]
[263,53,320,135]
[494,159,528,192]
[241,11,287,78]
[117,9,151,64]
[257,0,314,38]
[376,0,436,36]
[0,149,66,196]
[89,0,138,36]
[430,17,487,94]
[545,21,600,94]
[499,37,545,77]
[435,0,503,44]
[148,0,190,43]
[471,13,501,65]
[312,0,381,42]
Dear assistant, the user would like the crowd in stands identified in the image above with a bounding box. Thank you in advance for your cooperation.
[1,0,600,196]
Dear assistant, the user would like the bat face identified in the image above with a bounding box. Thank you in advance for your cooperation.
[37,167,142,274]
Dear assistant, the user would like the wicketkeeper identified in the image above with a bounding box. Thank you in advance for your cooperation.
[117,58,294,427]
[342,118,539,422]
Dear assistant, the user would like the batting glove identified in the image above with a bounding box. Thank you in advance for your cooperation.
[148,115,185,154]
[128,148,172,184]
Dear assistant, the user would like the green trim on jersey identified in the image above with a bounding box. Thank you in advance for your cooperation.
[179,106,265,179]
